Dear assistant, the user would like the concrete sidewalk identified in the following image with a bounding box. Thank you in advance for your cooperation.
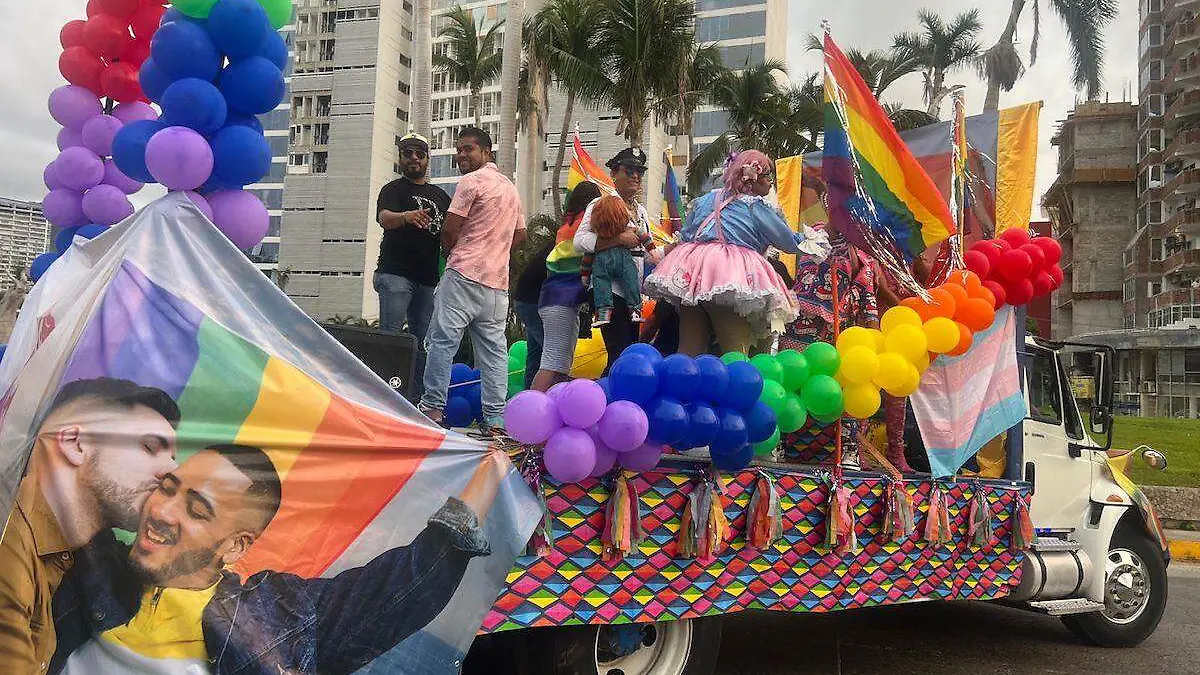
[1168,528,1200,561]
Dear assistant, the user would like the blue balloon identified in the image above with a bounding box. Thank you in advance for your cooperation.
[621,343,663,369]
[54,227,80,252]
[463,368,482,412]
[646,397,689,445]
[151,19,222,82]
[207,0,271,60]
[139,58,173,103]
[29,252,60,283]
[258,30,289,71]
[161,78,228,135]
[718,361,764,410]
[683,403,720,449]
[609,354,659,405]
[711,443,754,471]
[596,377,612,403]
[444,396,475,427]
[161,8,205,27]
[112,120,165,184]
[694,355,729,403]
[710,409,748,454]
[226,112,264,135]
[219,56,285,115]
[450,363,474,384]
[75,224,108,240]
[659,354,700,401]
[743,401,778,444]
[210,124,271,186]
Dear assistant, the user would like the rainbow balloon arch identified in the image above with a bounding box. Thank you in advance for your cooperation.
[32,0,291,283]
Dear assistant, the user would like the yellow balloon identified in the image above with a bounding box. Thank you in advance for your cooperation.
[843,382,882,418]
[869,328,886,353]
[922,316,960,354]
[836,326,877,353]
[880,305,922,334]
[839,345,880,384]
[885,364,921,397]
[914,351,931,373]
[570,328,608,379]
[873,352,910,390]
[883,324,928,363]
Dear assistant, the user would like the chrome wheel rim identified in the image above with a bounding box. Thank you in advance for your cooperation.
[595,621,693,675]
[1102,547,1150,624]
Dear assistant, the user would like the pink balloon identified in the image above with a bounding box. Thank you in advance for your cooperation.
[57,126,85,151]
[55,147,105,191]
[178,190,213,220]
[144,126,213,191]
[543,428,597,483]
[48,84,101,128]
[102,159,144,194]
[207,190,269,249]
[42,189,88,228]
[82,114,124,157]
[618,442,663,472]
[82,184,134,225]
[44,162,66,191]
[112,101,158,124]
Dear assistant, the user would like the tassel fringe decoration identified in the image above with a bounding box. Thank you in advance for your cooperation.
[602,472,645,561]
[882,478,915,542]
[967,485,994,547]
[1011,493,1034,550]
[521,452,553,556]
[823,470,859,555]
[746,471,782,550]
[678,477,731,563]
[923,484,952,545]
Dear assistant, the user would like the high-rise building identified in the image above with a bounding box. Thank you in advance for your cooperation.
[0,198,49,292]
[247,21,296,279]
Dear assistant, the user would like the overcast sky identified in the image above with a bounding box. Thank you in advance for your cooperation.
[0,1,1139,217]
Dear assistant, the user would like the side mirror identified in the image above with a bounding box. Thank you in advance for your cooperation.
[1137,444,1169,471]
[1089,405,1111,435]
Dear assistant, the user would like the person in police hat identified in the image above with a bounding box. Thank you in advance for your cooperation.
[572,147,655,368]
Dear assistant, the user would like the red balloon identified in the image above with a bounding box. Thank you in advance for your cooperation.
[1048,264,1064,288]
[86,0,103,17]
[997,249,1033,281]
[130,3,166,40]
[1005,278,1035,306]
[101,62,143,103]
[1034,237,1063,266]
[982,280,1007,309]
[1020,243,1047,271]
[1032,271,1055,298]
[120,38,151,67]
[83,14,132,60]
[999,228,1031,248]
[59,46,106,93]
[990,237,1012,252]
[97,0,142,18]
[61,20,88,49]
[963,249,991,279]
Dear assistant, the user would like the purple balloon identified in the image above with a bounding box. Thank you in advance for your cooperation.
[178,190,214,220]
[598,401,650,453]
[589,442,618,478]
[543,428,597,483]
[81,115,124,157]
[558,380,608,429]
[102,159,144,194]
[43,163,66,191]
[502,390,562,445]
[207,190,269,249]
[618,442,663,472]
[42,189,87,228]
[48,85,101,128]
[82,185,135,225]
[547,381,569,402]
[112,101,158,124]
[144,126,214,190]
[56,147,105,191]
[57,126,85,151]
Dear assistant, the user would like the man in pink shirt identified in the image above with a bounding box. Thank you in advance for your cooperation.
[420,127,526,430]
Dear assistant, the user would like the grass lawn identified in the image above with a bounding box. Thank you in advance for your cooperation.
[1112,416,1200,488]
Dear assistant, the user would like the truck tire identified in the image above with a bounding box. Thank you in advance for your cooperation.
[1061,524,1168,647]
[531,618,722,675]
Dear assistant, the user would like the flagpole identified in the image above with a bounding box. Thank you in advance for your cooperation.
[948,85,968,271]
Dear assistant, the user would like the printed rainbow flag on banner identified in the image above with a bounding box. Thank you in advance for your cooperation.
[822,31,955,273]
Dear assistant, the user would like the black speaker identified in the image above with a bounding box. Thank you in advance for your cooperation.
[320,324,419,399]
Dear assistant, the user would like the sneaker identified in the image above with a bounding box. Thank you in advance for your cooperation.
[592,308,612,327]
[839,446,862,471]
[630,310,643,323]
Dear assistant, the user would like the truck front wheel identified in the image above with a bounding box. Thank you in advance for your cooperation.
[533,618,722,675]
[1061,524,1168,647]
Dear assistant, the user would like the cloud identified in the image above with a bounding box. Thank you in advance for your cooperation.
[785,0,1139,221]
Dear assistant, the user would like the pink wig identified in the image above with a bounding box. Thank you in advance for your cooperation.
[722,149,773,195]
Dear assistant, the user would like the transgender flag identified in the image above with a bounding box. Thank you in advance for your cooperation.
[910,306,1028,478]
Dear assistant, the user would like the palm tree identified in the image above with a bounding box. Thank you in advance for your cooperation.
[656,42,726,171]
[411,0,433,136]
[802,36,934,130]
[593,0,697,147]
[976,0,1119,111]
[891,9,983,118]
[527,0,608,218]
[496,0,524,176]
[433,6,504,127]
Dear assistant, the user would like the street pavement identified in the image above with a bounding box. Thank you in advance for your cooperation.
[714,563,1200,675]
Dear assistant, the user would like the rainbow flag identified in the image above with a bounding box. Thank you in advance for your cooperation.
[822,32,955,273]
[566,131,615,195]
[661,153,683,237]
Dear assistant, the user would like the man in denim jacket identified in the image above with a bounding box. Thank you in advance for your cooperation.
[51,444,502,674]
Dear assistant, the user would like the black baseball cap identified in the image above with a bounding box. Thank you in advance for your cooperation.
[606,147,648,170]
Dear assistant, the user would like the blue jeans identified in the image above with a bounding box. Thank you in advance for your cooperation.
[591,247,642,313]
[421,269,509,421]
[513,301,543,390]
[374,272,435,340]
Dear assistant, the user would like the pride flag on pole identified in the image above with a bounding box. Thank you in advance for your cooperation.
[661,151,683,237]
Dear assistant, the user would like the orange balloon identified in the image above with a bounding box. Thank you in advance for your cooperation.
[948,269,983,295]
[926,287,957,320]
[974,285,996,308]
[956,297,996,332]
[901,295,936,322]
[942,282,970,308]
[947,322,973,356]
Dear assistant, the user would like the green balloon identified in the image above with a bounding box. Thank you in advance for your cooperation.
[507,373,525,399]
[759,380,788,414]
[750,353,784,384]
[259,0,295,29]
[777,393,808,434]
[803,342,840,377]
[173,0,218,18]
[509,340,528,363]
[801,374,844,419]
[721,351,748,364]
[776,349,811,392]
[753,427,781,456]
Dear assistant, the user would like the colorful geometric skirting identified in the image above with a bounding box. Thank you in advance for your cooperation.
[482,461,1030,632]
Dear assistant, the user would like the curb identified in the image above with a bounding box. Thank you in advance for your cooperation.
[1169,539,1200,562]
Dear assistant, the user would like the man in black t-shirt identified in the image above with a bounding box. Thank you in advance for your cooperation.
[375,132,451,343]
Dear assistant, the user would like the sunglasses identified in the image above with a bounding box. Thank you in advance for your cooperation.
[622,166,647,178]
[402,148,428,159]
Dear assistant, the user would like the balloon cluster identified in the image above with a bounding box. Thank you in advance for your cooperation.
[504,376,660,483]
[59,0,162,102]
[445,364,483,427]
[506,328,608,396]
[737,343,844,453]
[111,0,290,250]
[963,228,1064,306]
